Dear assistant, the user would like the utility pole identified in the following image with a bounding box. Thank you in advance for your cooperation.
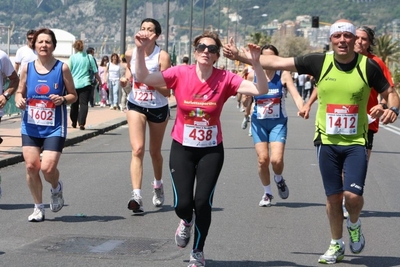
[120,0,127,55]
[165,0,170,53]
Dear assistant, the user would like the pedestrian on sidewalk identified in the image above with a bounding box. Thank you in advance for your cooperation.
[104,53,121,110]
[68,40,102,130]
[134,30,269,267]
[0,49,19,145]
[224,19,400,264]
[120,18,171,215]
[98,56,109,107]
[14,28,77,222]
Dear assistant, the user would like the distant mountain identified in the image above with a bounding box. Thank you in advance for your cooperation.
[1,0,399,54]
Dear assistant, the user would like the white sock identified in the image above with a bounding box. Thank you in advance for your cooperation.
[263,185,272,195]
[35,203,44,209]
[154,179,163,188]
[347,218,360,229]
[51,182,61,193]
[133,189,141,197]
[331,239,344,246]
[274,175,283,183]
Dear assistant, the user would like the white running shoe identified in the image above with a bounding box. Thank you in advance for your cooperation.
[152,183,164,207]
[50,181,64,212]
[128,193,144,214]
[188,250,205,267]
[259,194,273,207]
[318,241,345,264]
[175,212,195,248]
[28,206,45,222]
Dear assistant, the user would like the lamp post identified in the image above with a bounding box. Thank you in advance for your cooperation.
[243,5,259,45]
[165,0,170,53]
[120,0,127,55]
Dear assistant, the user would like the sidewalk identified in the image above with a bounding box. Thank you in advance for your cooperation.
[0,96,176,168]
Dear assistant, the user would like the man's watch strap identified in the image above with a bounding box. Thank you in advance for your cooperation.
[389,106,399,116]
[380,102,388,109]
[2,92,10,101]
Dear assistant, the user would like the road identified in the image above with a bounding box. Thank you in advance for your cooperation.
[0,97,399,267]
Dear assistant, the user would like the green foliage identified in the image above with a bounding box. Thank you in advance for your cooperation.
[375,35,400,65]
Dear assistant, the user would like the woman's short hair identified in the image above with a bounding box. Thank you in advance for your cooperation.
[31,28,57,50]
[192,31,223,57]
[357,26,376,53]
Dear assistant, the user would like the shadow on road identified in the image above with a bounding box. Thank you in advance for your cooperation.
[47,215,125,223]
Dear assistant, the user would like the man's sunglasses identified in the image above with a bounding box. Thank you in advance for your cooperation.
[195,43,219,54]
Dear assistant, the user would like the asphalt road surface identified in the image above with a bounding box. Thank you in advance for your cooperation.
[1,97,399,267]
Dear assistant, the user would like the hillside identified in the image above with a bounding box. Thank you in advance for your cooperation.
[1,0,399,52]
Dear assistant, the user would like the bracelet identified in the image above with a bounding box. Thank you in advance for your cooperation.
[62,96,67,105]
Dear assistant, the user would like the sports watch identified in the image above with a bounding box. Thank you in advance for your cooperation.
[2,91,10,101]
[389,106,399,116]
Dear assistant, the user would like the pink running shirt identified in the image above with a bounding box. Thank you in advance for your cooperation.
[162,65,243,147]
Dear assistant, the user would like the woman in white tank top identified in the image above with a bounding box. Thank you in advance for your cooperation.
[120,18,171,215]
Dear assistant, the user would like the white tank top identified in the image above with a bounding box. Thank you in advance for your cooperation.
[128,46,168,108]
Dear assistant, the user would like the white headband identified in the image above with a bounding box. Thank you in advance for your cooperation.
[329,22,356,36]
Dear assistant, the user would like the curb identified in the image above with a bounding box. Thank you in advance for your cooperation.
[0,117,128,169]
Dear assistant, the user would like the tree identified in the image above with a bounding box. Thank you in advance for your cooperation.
[374,34,400,67]
[270,34,311,57]
[248,32,270,46]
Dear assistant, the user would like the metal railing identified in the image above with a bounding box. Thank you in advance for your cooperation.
[2,81,101,117]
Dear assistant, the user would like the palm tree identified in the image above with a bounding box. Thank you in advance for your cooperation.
[249,32,270,46]
[374,34,400,67]
[374,34,400,94]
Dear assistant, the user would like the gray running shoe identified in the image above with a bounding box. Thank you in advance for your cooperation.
[275,177,289,199]
[50,181,64,212]
[175,213,195,248]
[241,117,248,129]
[188,250,205,267]
[152,183,164,207]
[28,206,45,222]
[347,219,365,254]
[259,194,273,207]
[318,242,345,264]
[128,193,144,214]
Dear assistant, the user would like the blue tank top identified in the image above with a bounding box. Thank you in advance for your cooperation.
[253,71,288,119]
[21,60,67,138]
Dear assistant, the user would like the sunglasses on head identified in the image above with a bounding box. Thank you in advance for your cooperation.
[195,43,219,54]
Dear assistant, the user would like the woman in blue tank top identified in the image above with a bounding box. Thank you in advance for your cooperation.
[14,28,77,222]
[249,45,304,207]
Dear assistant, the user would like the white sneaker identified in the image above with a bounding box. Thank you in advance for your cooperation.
[152,183,164,207]
[128,193,144,214]
[50,181,64,212]
[28,206,45,222]
[175,212,195,248]
[188,250,205,267]
[259,194,273,207]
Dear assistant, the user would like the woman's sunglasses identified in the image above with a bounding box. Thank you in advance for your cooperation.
[195,43,219,54]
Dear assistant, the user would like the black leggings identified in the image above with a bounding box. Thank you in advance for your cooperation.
[169,140,224,251]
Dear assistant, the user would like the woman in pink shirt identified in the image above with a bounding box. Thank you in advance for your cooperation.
[134,31,269,267]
